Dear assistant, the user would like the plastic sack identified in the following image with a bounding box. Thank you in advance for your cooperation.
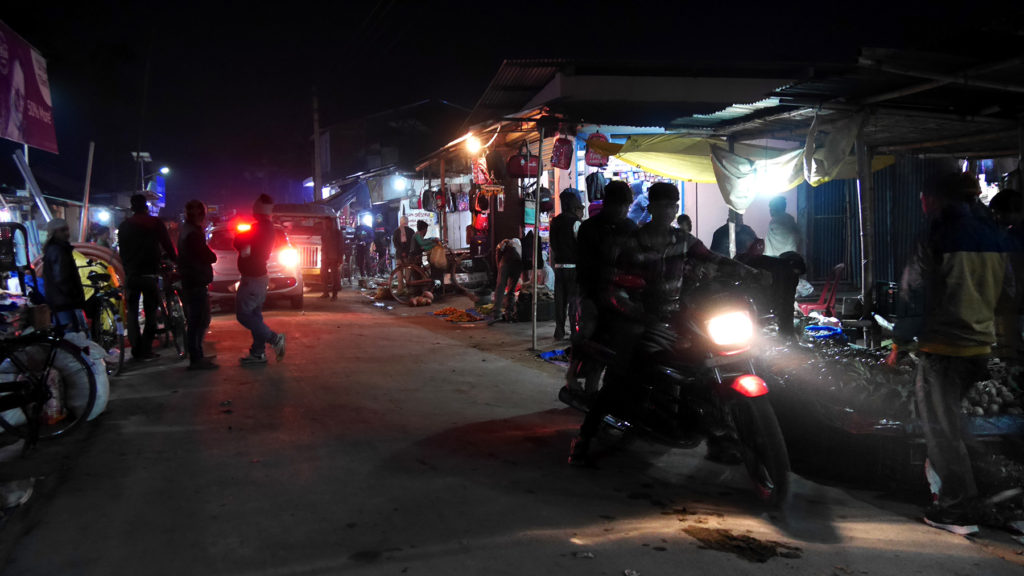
[796,278,814,298]
[64,332,110,421]
[0,336,108,427]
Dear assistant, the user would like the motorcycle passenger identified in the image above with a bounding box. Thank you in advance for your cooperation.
[567,180,638,464]
[569,183,752,465]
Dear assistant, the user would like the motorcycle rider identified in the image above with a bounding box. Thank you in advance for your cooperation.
[568,182,754,465]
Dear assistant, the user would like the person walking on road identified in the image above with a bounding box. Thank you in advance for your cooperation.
[178,200,218,370]
[42,218,88,333]
[891,172,1010,528]
[234,194,286,365]
[118,194,177,362]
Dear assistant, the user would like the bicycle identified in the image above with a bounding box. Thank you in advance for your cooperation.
[130,262,186,360]
[0,327,99,453]
[82,265,126,377]
[156,262,186,359]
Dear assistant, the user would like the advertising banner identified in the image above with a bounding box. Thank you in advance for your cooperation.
[0,21,58,153]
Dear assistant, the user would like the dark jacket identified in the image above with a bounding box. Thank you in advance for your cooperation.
[234,216,276,278]
[43,239,86,311]
[392,226,415,259]
[549,212,581,266]
[321,225,342,264]
[709,222,757,257]
[576,209,638,305]
[177,221,217,290]
[117,212,177,277]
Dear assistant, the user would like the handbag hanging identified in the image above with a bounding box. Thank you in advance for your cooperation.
[506,144,540,178]
[550,133,573,170]
[585,132,610,167]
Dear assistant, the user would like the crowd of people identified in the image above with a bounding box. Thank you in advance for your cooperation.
[35,173,1023,530]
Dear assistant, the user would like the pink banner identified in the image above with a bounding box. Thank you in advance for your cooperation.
[0,20,58,153]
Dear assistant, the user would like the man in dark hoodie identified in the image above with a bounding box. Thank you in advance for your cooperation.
[234,194,286,365]
[178,200,218,370]
[43,218,87,332]
[118,194,177,361]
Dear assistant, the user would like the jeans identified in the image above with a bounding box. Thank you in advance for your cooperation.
[235,275,276,356]
[54,309,88,333]
[915,353,988,507]
[184,286,211,361]
[554,267,579,336]
[126,275,160,356]
[494,259,522,318]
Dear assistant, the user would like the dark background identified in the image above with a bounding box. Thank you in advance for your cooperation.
[0,1,1016,216]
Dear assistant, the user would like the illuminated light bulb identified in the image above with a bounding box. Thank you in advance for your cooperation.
[466,135,482,154]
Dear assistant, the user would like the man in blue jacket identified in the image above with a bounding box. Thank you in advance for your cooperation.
[893,172,1010,528]
[235,194,286,365]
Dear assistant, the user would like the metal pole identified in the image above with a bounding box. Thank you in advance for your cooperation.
[440,157,447,245]
[532,127,545,351]
[313,90,322,202]
[79,142,96,242]
[855,135,875,341]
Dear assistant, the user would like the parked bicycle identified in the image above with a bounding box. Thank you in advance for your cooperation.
[80,259,126,377]
[156,261,187,359]
[0,326,99,453]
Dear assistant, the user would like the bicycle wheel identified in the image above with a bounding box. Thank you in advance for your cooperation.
[0,338,98,440]
[166,292,187,359]
[389,265,428,304]
[92,298,126,377]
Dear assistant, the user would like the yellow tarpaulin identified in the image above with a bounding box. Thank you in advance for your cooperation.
[586,133,894,189]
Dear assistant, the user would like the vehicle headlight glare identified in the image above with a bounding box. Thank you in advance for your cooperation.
[707,311,754,347]
[278,248,300,268]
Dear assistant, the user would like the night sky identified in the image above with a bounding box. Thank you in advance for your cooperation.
[0,1,1014,215]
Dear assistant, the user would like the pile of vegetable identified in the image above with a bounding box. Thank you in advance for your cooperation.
[963,379,1024,416]
[444,310,483,323]
[433,307,460,316]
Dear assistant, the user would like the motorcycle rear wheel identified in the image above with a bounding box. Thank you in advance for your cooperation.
[730,396,790,506]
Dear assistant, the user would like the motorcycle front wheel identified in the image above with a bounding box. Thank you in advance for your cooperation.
[730,396,790,506]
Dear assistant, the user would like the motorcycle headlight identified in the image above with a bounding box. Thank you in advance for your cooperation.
[278,248,300,268]
[706,311,754,348]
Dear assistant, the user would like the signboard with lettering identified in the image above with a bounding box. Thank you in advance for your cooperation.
[0,21,58,153]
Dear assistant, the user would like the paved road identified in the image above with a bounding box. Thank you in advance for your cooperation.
[1,289,1022,575]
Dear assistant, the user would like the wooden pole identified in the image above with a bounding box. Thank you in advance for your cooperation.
[79,142,96,242]
[855,134,875,341]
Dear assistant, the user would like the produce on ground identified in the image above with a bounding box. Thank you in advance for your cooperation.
[445,310,482,323]
[434,307,460,316]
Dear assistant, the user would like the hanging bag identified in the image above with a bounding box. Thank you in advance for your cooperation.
[585,132,610,167]
[506,144,540,178]
[550,133,573,170]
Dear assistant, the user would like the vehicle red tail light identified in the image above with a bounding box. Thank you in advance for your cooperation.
[731,374,768,398]
[236,222,252,233]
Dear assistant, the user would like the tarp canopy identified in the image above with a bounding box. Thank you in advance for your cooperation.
[587,116,895,212]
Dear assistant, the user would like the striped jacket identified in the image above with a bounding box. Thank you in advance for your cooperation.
[898,203,1011,357]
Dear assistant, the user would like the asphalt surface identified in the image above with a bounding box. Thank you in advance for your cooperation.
[1,285,1023,575]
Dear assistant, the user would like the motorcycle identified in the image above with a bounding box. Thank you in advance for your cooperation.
[560,277,791,506]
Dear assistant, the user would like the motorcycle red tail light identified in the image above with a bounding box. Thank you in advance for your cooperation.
[731,375,768,398]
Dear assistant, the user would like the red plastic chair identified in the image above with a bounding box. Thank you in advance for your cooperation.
[798,263,845,318]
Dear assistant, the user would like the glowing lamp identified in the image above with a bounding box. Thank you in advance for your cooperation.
[466,135,482,154]
[392,176,408,191]
[236,223,252,233]
[159,166,170,175]
[361,213,373,227]
[96,210,111,223]
[278,247,300,268]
